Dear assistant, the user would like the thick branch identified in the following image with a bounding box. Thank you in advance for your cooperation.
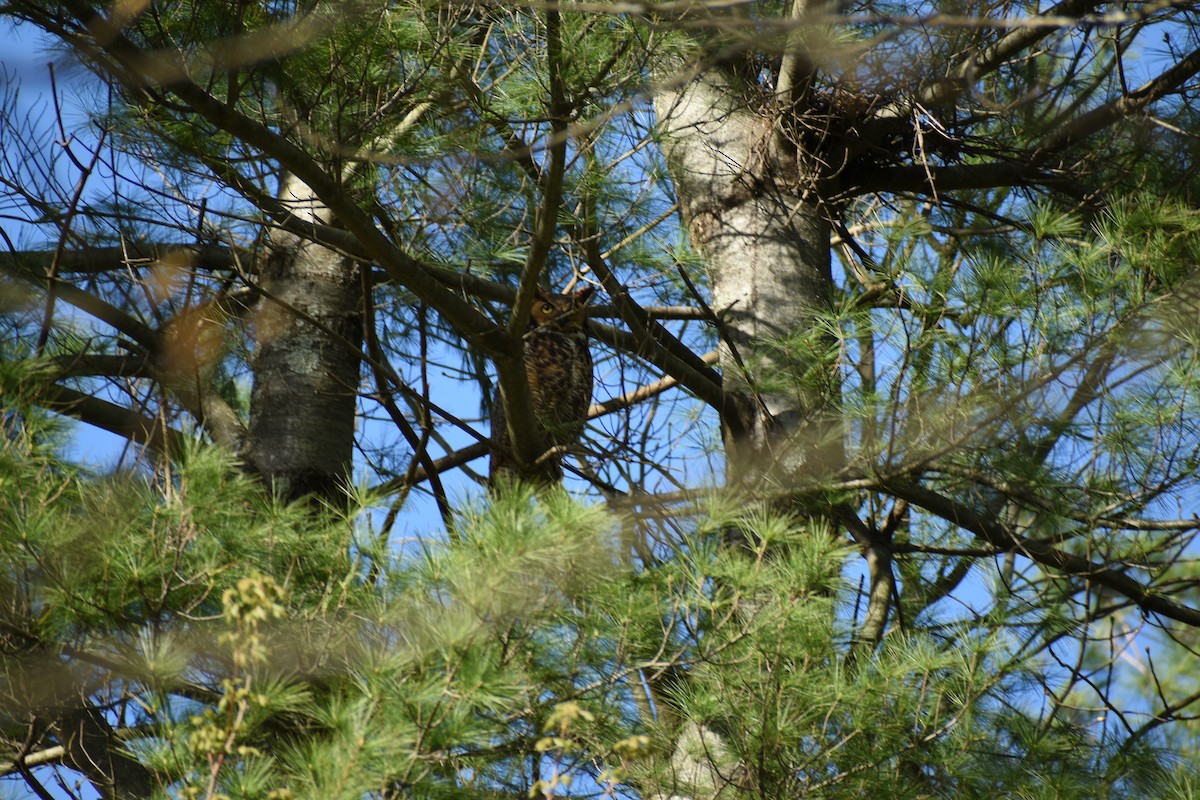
[579,238,728,419]
[492,1,574,478]
[841,508,896,649]
[917,0,1106,110]
[50,0,504,354]
[0,243,242,275]
[851,44,1200,197]
[3,262,157,346]
[882,478,1200,628]
[35,383,189,457]
[0,745,65,777]
[590,350,720,417]
[845,159,1052,195]
[1037,44,1200,154]
[52,705,155,799]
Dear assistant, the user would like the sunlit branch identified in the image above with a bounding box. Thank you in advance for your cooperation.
[882,478,1200,628]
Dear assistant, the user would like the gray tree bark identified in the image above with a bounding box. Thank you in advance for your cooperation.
[242,175,362,503]
[650,62,840,800]
[656,70,839,492]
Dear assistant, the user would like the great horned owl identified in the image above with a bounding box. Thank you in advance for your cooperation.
[489,286,595,484]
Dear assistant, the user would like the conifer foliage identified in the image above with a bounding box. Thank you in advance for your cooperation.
[4,2,1200,798]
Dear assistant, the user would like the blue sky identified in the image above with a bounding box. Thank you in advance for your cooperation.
[2,18,139,469]
[3,8,1198,797]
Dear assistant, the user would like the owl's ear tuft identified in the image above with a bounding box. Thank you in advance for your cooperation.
[574,286,595,305]
[534,286,554,302]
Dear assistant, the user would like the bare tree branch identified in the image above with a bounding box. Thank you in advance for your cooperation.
[34,383,189,457]
[882,478,1200,628]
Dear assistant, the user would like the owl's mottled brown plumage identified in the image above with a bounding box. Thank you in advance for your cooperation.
[489,286,594,484]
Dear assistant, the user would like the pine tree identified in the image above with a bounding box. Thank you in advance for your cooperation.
[3,2,1200,798]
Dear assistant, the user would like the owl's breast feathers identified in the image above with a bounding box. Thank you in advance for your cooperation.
[489,288,594,484]
[522,326,593,443]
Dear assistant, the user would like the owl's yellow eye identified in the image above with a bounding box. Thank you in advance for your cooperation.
[540,302,556,314]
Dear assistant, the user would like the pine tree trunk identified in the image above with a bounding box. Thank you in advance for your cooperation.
[242,176,362,503]
[651,66,842,800]
[657,71,839,491]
